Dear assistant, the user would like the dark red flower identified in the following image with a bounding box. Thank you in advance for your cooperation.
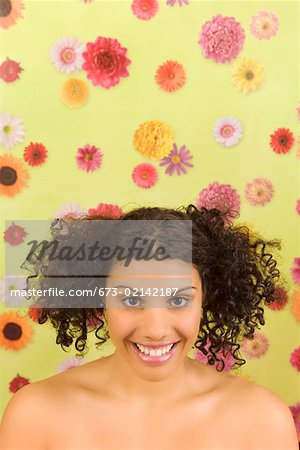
[23,142,48,166]
[269,127,295,154]
[9,374,30,393]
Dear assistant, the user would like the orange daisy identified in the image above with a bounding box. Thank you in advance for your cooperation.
[0,153,30,197]
[155,60,186,92]
[61,77,89,108]
[0,310,33,351]
[291,290,300,322]
[0,0,25,30]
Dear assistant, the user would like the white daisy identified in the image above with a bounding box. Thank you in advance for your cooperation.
[213,116,243,148]
[50,36,85,74]
[0,112,26,149]
[54,203,85,219]
[57,356,86,373]
[4,276,28,308]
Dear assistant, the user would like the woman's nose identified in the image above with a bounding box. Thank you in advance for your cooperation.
[141,306,172,340]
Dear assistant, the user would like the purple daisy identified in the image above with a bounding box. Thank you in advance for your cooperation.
[159,143,193,176]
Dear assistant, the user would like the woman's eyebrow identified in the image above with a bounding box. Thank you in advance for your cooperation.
[113,285,197,293]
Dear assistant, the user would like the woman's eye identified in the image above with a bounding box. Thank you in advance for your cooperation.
[122,297,143,308]
[169,296,190,308]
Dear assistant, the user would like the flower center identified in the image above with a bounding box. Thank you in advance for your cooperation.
[5,65,14,75]
[255,187,264,197]
[262,21,270,31]
[245,70,254,80]
[33,150,41,159]
[141,1,149,10]
[171,155,181,164]
[0,0,12,17]
[3,322,22,340]
[279,136,287,145]
[141,172,148,179]
[168,71,175,80]
[61,48,76,64]
[96,50,115,72]
[0,166,17,186]
[3,125,12,135]
[221,125,234,138]
[85,153,93,161]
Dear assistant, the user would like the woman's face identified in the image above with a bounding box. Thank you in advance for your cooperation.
[104,258,203,380]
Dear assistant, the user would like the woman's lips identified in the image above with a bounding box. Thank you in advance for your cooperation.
[129,341,180,365]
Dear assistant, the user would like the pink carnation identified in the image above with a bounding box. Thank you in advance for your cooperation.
[198,14,245,63]
[195,339,235,372]
[82,36,131,88]
[197,181,241,222]
[87,203,123,218]
[291,258,300,285]
[290,346,300,371]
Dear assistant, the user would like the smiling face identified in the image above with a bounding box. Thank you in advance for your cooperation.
[104,258,203,380]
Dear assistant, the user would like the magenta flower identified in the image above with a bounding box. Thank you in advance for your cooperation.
[166,0,189,6]
[76,144,103,172]
[195,339,235,372]
[289,403,300,434]
[4,223,27,246]
[159,143,193,176]
[82,36,131,89]
[291,258,300,285]
[198,14,245,63]
[197,181,241,222]
[87,203,123,218]
[290,346,300,371]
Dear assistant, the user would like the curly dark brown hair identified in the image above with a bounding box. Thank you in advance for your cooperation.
[24,204,284,372]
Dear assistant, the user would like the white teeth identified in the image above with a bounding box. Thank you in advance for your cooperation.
[135,343,173,356]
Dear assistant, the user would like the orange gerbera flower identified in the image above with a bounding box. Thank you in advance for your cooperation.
[0,0,25,30]
[0,153,30,197]
[155,60,186,92]
[0,310,33,351]
[61,77,89,108]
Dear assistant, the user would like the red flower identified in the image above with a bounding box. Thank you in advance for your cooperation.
[23,142,48,166]
[82,36,131,88]
[0,57,23,83]
[269,128,295,154]
[9,374,30,393]
[87,203,123,218]
[4,222,27,245]
[267,286,289,311]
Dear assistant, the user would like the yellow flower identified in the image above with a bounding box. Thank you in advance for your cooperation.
[133,120,175,159]
[61,78,89,108]
[232,58,264,93]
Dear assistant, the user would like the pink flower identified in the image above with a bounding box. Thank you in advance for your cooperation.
[54,203,85,219]
[159,143,193,175]
[296,106,300,122]
[291,258,300,285]
[4,223,27,245]
[197,181,241,222]
[57,356,85,373]
[195,339,235,372]
[213,117,243,147]
[76,144,103,172]
[50,37,85,74]
[198,14,245,63]
[290,346,300,371]
[245,178,274,206]
[82,36,131,88]
[289,402,300,434]
[87,203,123,218]
[166,0,189,6]
[296,199,300,215]
[250,10,279,40]
[0,57,23,83]
[131,0,159,20]
[132,163,158,188]
[241,332,269,359]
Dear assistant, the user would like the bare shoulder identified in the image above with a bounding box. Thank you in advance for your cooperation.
[224,375,299,450]
[0,381,55,450]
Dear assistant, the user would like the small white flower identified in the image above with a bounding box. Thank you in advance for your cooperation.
[0,112,26,149]
[54,203,85,219]
[4,276,28,308]
[213,116,243,148]
[50,36,85,74]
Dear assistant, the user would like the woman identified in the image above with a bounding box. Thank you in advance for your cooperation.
[0,204,298,450]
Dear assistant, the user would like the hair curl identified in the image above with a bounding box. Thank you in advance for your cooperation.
[24,204,284,371]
